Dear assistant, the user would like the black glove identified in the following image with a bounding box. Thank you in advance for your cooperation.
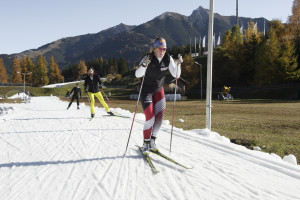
[85,90,88,94]
[99,85,102,89]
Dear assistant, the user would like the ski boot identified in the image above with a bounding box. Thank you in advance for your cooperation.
[77,106,80,109]
[142,140,150,156]
[150,136,159,152]
[107,111,114,116]
[91,113,95,118]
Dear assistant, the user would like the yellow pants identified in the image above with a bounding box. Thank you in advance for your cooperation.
[88,92,110,114]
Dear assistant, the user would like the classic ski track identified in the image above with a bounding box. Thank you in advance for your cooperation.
[4,121,76,199]
[123,136,141,200]
[57,114,106,199]
[69,138,102,200]
[2,97,300,200]
[69,115,124,200]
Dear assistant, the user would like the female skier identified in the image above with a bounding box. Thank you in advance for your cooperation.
[135,37,183,155]
[67,83,82,109]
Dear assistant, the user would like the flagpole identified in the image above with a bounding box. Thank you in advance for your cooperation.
[206,0,214,130]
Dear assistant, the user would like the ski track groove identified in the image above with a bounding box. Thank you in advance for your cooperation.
[69,129,104,200]
[1,115,66,199]
[55,163,77,200]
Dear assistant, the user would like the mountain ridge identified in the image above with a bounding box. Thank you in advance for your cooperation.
[1,6,269,70]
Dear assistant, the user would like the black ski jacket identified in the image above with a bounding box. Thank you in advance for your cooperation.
[84,74,102,93]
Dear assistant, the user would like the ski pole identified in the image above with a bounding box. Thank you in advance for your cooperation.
[124,56,150,156]
[101,89,117,114]
[170,56,181,153]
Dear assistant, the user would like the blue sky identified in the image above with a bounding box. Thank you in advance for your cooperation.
[0,0,294,54]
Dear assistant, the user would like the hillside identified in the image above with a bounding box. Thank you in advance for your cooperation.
[0,6,268,71]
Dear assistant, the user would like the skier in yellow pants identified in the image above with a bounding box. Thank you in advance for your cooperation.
[84,67,114,118]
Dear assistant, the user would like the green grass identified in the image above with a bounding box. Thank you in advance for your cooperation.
[74,98,300,164]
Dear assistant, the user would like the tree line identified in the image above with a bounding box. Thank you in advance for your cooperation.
[167,19,300,92]
[212,19,299,87]
[0,55,63,87]
[62,57,130,82]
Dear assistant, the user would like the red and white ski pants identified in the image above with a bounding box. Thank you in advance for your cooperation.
[140,87,166,141]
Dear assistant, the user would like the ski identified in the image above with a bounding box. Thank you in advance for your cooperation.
[136,145,159,173]
[103,114,130,118]
[150,150,192,169]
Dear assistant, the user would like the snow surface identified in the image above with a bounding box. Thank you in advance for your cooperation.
[1,96,300,200]
[7,93,30,99]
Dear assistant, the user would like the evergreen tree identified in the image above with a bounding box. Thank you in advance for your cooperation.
[20,57,30,83]
[62,64,77,82]
[0,58,8,83]
[32,55,49,86]
[254,28,280,85]
[288,0,300,67]
[213,25,244,86]
[49,56,64,84]
[241,21,263,84]
[118,58,129,74]
[25,57,35,85]
[77,60,87,80]
[113,59,118,75]
[254,20,299,85]
[10,57,23,83]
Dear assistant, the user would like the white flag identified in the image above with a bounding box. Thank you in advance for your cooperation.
[217,35,221,46]
[254,22,257,34]
[240,25,243,35]
[202,36,206,48]
[199,36,201,49]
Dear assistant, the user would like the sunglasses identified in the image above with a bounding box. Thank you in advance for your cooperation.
[156,47,167,52]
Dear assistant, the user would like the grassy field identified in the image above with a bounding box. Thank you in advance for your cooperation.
[66,97,300,164]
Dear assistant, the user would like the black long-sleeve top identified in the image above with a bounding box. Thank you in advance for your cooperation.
[70,87,82,98]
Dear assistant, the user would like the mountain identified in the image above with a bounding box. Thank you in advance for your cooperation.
[0,6,268,71]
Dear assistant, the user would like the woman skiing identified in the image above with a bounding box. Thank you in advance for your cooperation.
[135,37,183,155]
[67,83,82,109]
[83,68,113,118]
